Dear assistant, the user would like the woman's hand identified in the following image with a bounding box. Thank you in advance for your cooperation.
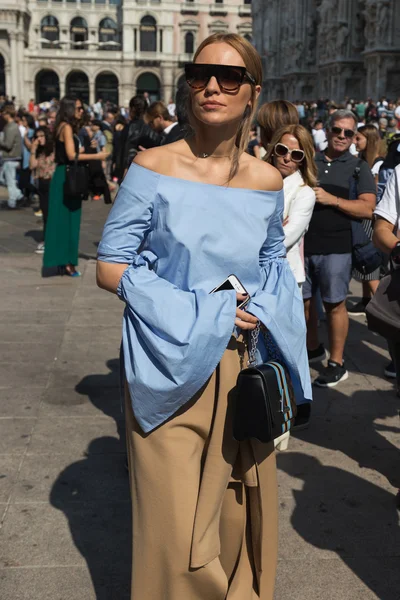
[235,294,258,331]
[96,151,111,161]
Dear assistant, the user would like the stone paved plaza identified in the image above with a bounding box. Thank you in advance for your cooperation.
[0,192,399,599]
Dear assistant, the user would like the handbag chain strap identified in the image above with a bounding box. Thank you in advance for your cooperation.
[246,321,282,367]
[248,321,260,366]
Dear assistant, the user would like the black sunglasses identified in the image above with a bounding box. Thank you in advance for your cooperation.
[330,126,355,139]
[274,143,305,163]
[185,63,256,93]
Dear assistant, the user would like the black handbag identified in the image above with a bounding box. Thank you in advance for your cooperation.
[366,260,400,342]
[349,161,385,275]
[233,324,297,443]
[64,151,89,200]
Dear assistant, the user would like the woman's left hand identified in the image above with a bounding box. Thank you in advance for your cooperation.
[235,294,258,331]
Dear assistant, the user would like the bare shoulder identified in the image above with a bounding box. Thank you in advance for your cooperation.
[248,156,283,191]
[133,141,187,175]
[58,122,72,140]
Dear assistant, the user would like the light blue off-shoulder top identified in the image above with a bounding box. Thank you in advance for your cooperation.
[98,162,312,433]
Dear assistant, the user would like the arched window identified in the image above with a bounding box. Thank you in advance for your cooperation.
[35,70,60,103]
[140,16,157,52]
[66,70,89,104]
[70,17,88,49]
[184,32,194,54]
[40,16,60,48]
[96,72,119,104]
[136,72,160,102]
[99,18,119,50]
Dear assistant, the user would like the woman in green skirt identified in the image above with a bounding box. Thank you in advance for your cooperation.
[43,97,109,276]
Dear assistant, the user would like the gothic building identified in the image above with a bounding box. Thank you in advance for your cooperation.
[252,0,400,102]
[0,0,252,107]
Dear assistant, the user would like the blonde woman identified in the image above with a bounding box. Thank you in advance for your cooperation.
[265,125,317,287]
[265,125,316,443]
[97,33,311,599]
[356,124,387,184]
[258,99,299,150]
[349,124,387,315]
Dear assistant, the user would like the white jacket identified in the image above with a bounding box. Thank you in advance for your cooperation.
[283,170,316,284]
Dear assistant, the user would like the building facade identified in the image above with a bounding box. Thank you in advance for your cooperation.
[252,0,400,102]
[0,0,252,107]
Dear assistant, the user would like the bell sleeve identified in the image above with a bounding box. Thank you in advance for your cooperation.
[247,190,312,405]
[97,164,237,432]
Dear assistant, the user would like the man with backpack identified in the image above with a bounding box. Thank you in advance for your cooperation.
[303,110,376,390]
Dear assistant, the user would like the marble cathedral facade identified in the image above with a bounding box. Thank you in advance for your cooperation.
[252,0,400,102]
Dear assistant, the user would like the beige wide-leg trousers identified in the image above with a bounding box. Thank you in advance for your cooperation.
[125,336,278,600]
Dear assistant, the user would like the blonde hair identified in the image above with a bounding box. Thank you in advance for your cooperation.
[257,100,299,149]
[264,124,318,188]
[357,124,387,169]
[189,33,262,182]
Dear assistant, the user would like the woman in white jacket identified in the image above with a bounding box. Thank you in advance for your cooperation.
[265,124,317,448]
[265,124,317,286]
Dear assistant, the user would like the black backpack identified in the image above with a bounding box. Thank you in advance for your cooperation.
[349,160,385,275]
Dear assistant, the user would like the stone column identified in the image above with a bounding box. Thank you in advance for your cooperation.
[163,27,174,55]
[59,77,66,99]
[60,28,69,51]
[120,63,134,107]
[16,32,25,105]
[5,61,11,100]
[89,79,95,105]
[9,32,19,100]
[161,61,174,103]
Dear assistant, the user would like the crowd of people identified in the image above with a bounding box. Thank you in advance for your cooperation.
[0,87,189,264]
[1,76,399,385]
[1,76,399,388]
[1,32,400,598]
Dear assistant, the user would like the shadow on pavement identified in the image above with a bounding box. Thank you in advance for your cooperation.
[50,358,131,599]
[277,452,400,600]
[294,387,400,489]
[24,229,43,243]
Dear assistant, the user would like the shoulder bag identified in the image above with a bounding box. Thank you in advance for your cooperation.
[349,160,385,275]
[233,323,297,443]
[366,259,400,342]
[64,136,89,200]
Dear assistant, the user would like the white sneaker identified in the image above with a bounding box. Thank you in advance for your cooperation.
[35,242,45,254]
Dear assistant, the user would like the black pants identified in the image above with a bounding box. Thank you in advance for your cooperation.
[19,168,34,202]
[38,178,50,239]
[88,160,112,204]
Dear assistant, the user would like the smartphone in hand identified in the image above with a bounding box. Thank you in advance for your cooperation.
[210,275,250,309]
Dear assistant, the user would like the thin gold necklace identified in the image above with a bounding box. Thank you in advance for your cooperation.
[198,151,233,158]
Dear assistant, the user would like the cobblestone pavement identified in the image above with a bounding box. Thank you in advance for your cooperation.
[0,189,399,599]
